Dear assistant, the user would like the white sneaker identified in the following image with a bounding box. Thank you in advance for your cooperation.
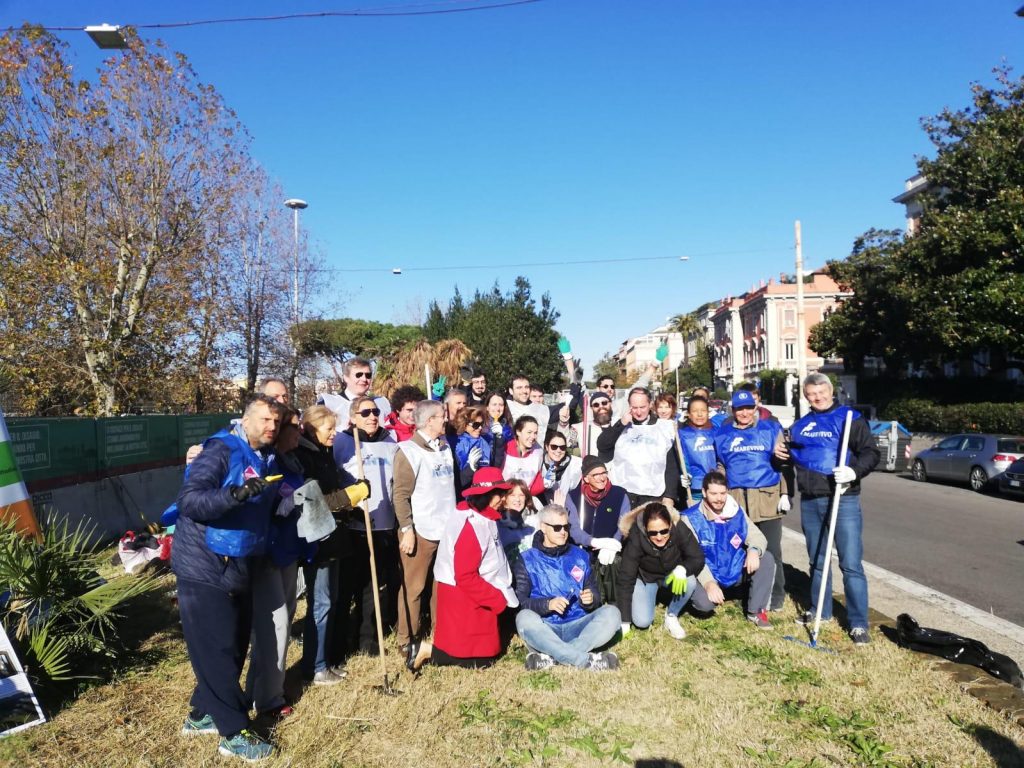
[664,614,686,640]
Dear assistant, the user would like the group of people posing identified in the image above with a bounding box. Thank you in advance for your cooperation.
[169,358,880,762]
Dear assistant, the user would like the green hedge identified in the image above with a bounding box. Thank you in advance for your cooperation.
[881,399,1024,434]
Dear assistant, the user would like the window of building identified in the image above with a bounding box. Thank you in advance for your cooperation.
[784,308,795,327]
[784,342,795,361]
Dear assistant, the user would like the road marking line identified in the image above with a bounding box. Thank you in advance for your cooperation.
[780,528,1024,645]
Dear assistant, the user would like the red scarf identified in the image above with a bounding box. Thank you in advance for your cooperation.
[385,412,415,442]
[582,481,611,508]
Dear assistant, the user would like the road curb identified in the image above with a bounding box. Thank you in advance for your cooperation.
[780,527,1024,728]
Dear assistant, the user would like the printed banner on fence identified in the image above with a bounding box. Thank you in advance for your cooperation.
[0,406,42,539]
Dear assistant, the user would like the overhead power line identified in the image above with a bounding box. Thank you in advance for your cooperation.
[322,248,790,274]
[40,0,545,32]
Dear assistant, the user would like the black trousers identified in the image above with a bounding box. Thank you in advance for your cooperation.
[335,530,399,659]
[177,577,252,737]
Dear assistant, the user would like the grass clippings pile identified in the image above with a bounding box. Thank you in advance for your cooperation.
[1,595,1021,768]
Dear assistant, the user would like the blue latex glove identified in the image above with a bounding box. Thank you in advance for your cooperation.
[557,336,572,359]
[655,342,669,363]
[432,376,447,399]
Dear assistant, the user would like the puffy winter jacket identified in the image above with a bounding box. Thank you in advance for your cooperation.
[172,435,276,594]
[615,504,705,622]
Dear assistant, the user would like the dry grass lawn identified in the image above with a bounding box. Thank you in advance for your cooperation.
[1,575,1022,768]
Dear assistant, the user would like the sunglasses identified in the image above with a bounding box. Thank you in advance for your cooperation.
[646,528,671,538]
[357,407,381,417]
[469,421,483,429]
[592,400,611,408]
[548,444,567,452]
[545,522,570,532]
[352,371,372,379]
[599,384,615,390]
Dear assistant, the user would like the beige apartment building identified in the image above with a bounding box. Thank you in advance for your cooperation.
[710,271,851,389]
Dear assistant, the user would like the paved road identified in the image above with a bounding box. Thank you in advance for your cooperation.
[782,471,1024,626]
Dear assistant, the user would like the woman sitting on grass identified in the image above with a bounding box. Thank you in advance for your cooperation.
[615,502,705,641]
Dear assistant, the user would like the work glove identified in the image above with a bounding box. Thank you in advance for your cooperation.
[597,547,616,566]
[777,495,791,513]
[468,445,483,471]
[620,622,631,637]
[664,565,688,595]
[230,477,269,502]
[679,472,692,489]
[655,342,669,363]
[490,421,504,437]
[590,537,622,554]
[833,465,856,494]
[431,376,447,399]
[343,479,371,507]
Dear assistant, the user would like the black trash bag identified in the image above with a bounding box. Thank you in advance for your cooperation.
[896,613,1023,689]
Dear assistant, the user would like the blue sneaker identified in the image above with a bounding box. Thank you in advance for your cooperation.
[181,712,217,736]
[218,729,274,762]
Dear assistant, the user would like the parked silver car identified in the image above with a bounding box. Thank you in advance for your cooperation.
[910,434,1024,492]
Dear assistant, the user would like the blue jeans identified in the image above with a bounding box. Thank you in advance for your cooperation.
[631,577,694,628]
[302,562,339,675]
[800,494,869,629]
[516,605,621,668]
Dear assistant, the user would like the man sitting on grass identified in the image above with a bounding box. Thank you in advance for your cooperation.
[513,504,622,671]
[680,471,776,629]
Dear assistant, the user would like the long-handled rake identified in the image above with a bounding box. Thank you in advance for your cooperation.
[783,408,854,653]
[353,429,401,695]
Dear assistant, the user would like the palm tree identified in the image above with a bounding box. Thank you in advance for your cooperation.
[373,338,474,398]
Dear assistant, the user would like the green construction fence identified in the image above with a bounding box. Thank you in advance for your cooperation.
[6,414,239,491]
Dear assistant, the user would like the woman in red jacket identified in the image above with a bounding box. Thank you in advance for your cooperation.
[406,467,519,670]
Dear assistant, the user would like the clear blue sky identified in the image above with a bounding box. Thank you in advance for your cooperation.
[6,1,1022,373]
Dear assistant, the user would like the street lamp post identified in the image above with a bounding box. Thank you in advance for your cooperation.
[284,198,308,394]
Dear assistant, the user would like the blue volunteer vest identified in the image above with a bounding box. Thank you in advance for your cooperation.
[714,420,782,489]
[684,502,748,588]
[520,544,593,624]
[204,427,275,558]
[679,426,718,488]
[790,406,860,475]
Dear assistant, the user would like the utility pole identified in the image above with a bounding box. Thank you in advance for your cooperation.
[284,198,308,397]
[795,220,807,416]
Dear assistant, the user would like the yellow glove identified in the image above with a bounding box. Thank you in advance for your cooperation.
[344,480,371,507]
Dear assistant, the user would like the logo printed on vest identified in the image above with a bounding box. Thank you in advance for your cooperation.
[570,565,585,583]
[729,436,765,453]
[799,421,834,438]
[730,533,743,549]
[243,465,260,480]
[627,432,659,446]
[693,435,713,451]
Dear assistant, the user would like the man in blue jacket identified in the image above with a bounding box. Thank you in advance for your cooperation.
[513,504,622,671]
[173,395,281,762]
